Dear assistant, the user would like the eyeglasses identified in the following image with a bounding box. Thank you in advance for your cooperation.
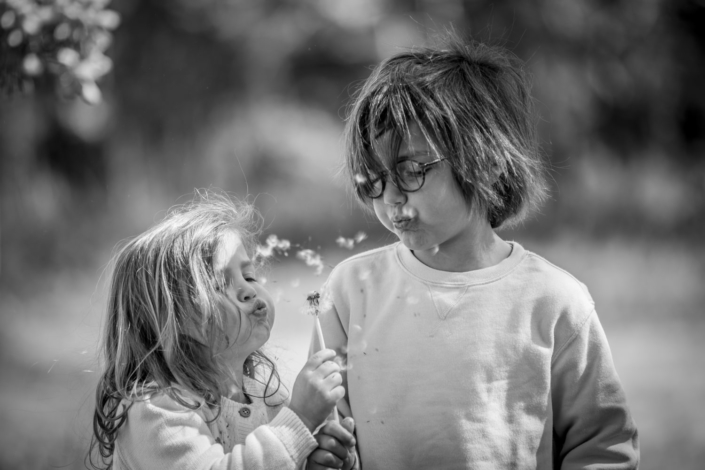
[357,157,447,199]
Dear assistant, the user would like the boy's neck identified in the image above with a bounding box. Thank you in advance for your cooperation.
[413,228,511,273]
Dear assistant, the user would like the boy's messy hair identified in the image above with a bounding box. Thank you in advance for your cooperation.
[89,190,280,469]
[345,33,548,228]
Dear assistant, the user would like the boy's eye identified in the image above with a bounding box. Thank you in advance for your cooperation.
[396,161,424,186]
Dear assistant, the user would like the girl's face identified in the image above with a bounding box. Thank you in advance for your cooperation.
[371,123,479,262]
[214,231,275,361]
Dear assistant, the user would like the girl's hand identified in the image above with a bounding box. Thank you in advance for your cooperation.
[307,417,357,470]
[289,349,345,432]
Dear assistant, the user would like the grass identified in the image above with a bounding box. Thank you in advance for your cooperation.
[1,233,703,469]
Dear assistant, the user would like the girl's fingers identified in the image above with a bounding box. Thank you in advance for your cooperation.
[331,384,346,402]
[306,349,337,369]
[325,371,343,388]
[316,360,341,377]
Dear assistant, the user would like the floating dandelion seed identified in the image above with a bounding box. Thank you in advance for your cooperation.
[297,249,324,275]
[257,233,325,275]
[256,234,291,258]
[336,232,368,250]
[336,236,355,250]
[354,173,367,184]
[273,289,283,303]
[291,278,300,288]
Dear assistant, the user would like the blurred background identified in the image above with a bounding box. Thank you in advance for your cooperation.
[1,0,704,469]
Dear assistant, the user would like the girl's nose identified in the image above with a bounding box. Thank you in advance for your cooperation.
[382,177,407,205]
[236,282,257,303]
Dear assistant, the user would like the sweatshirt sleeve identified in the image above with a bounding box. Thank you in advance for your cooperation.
[551,310,640,469]
[114,395,317,470]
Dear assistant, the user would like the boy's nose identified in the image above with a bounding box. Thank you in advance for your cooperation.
[382,177,407,205]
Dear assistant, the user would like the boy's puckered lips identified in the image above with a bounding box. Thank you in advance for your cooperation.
[391,215,413,230]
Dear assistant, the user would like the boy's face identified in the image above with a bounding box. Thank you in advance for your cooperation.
[214,231,275,360]
[371,122,479,263]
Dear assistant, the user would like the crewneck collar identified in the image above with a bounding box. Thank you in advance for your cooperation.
[396,241,526,286]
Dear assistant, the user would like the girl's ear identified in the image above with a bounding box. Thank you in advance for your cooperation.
[490,163,503,184]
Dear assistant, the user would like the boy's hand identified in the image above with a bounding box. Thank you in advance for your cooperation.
[307,417,357,470]
[289,349,345,432]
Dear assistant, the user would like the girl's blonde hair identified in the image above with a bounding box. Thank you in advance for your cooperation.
[90,190,280,469]
[345,33,549,229]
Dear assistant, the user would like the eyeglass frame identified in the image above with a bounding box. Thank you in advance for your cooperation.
[360,157,448,199]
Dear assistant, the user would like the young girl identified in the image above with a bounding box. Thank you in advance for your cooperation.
[316,35,640,469]
[89,192,355,470]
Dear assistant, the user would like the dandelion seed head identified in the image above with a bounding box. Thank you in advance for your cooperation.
[318,288,334,312]
[304,290,321,317]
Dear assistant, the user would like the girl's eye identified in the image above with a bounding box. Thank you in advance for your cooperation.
[244,274,257,282]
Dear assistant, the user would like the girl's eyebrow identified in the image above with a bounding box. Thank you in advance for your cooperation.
[397,152,434,160]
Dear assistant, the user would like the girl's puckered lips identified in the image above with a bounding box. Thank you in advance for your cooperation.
[248,299,268,318]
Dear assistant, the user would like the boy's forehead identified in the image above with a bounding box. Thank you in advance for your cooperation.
[370,122,432,164]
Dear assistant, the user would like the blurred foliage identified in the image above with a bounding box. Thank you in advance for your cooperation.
[1,3,705,469]
[0,0,119,103]
[1,0,705,280]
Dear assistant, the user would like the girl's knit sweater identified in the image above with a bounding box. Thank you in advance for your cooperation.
[112,376,317,470]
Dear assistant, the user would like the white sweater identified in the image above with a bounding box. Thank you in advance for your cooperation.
[318,241,639,470]
[112,376,317,470]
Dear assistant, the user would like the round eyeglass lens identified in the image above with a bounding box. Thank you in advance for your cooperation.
[396,161,424,191]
